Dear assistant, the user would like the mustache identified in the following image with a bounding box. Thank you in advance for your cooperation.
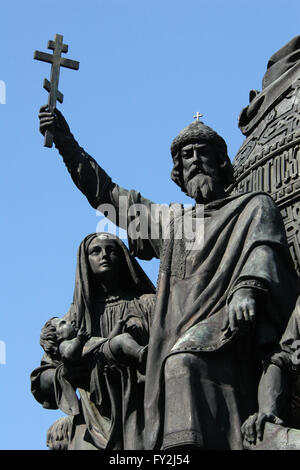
[187,169,217,183]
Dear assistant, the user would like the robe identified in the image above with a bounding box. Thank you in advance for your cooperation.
[31,294,155,450]
[31,228,156,450]
[54,133,299,449]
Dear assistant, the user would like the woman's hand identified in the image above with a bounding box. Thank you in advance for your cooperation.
[107,319,126,339]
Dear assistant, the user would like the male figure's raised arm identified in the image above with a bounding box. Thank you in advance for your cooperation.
[38,106,162,260]
[39,106,116,209]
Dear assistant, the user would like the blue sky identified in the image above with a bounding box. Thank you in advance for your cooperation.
[1,0,300,450]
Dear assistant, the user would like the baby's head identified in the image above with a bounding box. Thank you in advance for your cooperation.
[40,317,77,359]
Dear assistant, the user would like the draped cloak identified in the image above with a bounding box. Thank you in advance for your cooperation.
[140,193,299,449]
[31,233,156,450]
[52,135,299,449]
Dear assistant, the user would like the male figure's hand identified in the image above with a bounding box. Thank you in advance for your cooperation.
[39,105,71,138]
[222,287,257,335]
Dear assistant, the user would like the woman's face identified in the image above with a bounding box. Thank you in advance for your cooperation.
[87,237,122,277]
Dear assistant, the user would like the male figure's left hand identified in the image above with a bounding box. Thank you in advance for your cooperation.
[222,287,257,336]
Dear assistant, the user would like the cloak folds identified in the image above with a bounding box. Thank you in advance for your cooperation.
[138,192,299,449]
[55,135,299,448]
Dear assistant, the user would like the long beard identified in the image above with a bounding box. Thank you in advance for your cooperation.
[185,173,220,202]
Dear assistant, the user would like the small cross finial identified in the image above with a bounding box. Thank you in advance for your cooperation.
[193,112,203,121]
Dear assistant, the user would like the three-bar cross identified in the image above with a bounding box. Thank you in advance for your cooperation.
[34,34,80,147]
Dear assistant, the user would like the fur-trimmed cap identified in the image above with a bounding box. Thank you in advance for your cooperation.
[170,120,228,158]
[170,120,234,188]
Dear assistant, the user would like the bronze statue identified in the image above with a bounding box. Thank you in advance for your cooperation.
[37,107,299,449]
[46,416,73,450]
[231,35,300,276]
[242,296,300,449]
[31,233,155,450]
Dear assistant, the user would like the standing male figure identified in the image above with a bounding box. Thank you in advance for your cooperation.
[39,107,299,449]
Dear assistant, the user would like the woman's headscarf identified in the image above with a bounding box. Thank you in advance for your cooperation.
[65,233,155,334]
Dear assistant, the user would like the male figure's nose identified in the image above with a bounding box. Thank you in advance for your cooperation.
[192,147,202,168]
[189,147,197,164]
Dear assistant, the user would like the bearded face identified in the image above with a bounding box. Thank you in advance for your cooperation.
[180,142,225,203]
[185,173,221,202]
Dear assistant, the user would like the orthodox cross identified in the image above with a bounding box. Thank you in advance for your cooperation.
[34,34,80,147]
[193,112,203,121]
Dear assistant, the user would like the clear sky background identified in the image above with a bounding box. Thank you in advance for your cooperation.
[1,0,300,450]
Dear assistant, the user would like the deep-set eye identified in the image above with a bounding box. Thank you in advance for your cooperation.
[182,149,193,159]
[90,247,101,255]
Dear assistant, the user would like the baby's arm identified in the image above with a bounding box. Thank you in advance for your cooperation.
[59,329,90,362]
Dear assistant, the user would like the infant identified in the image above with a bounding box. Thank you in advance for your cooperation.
[40,316,147,373]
